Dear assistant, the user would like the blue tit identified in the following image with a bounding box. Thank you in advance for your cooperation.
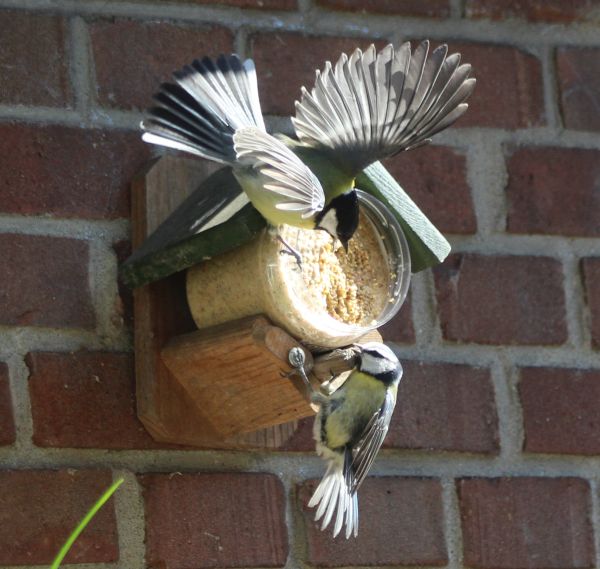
[288,342,403,539]
[141,43,475,250]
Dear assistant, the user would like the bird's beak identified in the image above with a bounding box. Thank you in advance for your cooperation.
[341,240,349,253]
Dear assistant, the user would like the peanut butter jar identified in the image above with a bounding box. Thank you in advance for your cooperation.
[186,190,411,349]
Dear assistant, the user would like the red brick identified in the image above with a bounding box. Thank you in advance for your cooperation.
[299,477,446,566]
[379,290,415,344]
[0,10,71,107]
[90,19,234,110]
[315,0,450,17]
[434,254,567,345]
[27,351,172,449]
[282,361,499,455]
[557,48,600,132]
[458,477,594,569]
[0,124,149,219]
[449,42,545,129]
[0,469,118,565]
[0,363,15,446]
[140,473,288,568]
[190,0,296,6]
[520,367,600,455]
[466,0,600,23]
[252,36,544,129]
[386,360,499,453]
[0,234,95,329]
[507,147,600,237]
[583,258,600,349]
[383,146,476,234]
[251,33,384,116]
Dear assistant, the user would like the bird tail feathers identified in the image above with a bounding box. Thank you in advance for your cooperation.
[141,54,265,164]
[308,455,358,539]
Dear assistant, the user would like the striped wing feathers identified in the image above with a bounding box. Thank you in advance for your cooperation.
[292,41,476,174]
[346,389,396,494]
[234,127,325,219]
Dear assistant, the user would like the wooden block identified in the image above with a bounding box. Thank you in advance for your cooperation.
[161,316,316,439]
[131,156,386,449]
[132,156,308,449]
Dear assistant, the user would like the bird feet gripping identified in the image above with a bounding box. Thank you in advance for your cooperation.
[276,235,303,269]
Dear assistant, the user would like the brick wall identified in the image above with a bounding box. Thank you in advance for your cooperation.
[0,0,599,567]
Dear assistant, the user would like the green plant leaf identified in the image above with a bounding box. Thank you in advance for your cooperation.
[50,477,124,569]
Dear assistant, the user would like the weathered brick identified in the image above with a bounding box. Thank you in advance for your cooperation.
[434,254,567,345]
[27,351,171,449]
[316,0,450,17]
[458,477,594,569]
[127,0,296,6]
[0,124,149,219]
[0,10,71,107]
[557,48,600,132]
[466,0,600,23]
[507,147,600,237]
[141,473,288,568]
[520,367,600,455]
[0,469,118,565]
[383,146,476,235]
[282,361,499,454]
[187,0,296,7]
[0,363,15,446]
[300,477,447,566]
[379,290,415,344]
[583,258,600,349]
[251,33,384,116]
[252,35,544,129]
[449,42,545,129]
[386,360,499,453]
[90,19,234,110]
[0,234,95,329]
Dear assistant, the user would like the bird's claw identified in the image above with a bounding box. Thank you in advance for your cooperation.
[277,235,303,269]
[279,248,302,270]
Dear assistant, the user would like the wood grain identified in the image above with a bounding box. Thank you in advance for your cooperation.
[132,156,306,449]
[161,316,316,438]
[120,158,264,289]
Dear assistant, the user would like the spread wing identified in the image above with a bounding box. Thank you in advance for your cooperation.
[233,127,325,219]
[346,388,397,494]
[292,41,476,176]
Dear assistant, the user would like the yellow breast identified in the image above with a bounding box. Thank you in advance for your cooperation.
[324,371,389,450]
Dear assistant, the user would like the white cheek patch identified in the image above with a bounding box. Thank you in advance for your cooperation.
[317,208,339,236]
[360,352,396,375]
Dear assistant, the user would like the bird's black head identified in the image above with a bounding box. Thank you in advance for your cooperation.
[356,342,403,386]
[315,190,360,251]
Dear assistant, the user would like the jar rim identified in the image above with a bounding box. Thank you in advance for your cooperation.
[269,191,412,344]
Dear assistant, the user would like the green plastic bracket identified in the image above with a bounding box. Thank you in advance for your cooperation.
[121,160,450,289]
[357,161,451,273]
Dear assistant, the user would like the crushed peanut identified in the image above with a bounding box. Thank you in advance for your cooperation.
[279,214,390,326]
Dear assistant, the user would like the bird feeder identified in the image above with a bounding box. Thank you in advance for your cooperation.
[122,155,450,449]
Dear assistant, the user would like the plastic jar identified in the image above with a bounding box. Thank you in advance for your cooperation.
[186,190,411,349]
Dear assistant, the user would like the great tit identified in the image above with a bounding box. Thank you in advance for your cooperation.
[288,342,403,539]
[141,42,475,250]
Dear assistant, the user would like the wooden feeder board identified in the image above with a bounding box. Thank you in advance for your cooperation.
[131,156,380,450]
